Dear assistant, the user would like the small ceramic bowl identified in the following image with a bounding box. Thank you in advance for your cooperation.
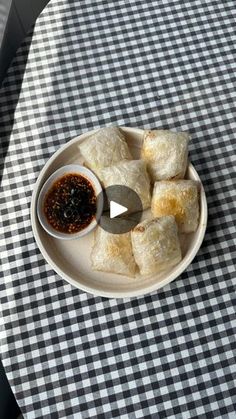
[37,164,103,240]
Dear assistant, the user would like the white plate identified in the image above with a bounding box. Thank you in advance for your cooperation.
[31,127,207,298]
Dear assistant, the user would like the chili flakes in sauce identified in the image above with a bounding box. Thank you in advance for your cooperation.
[44,173,97,234]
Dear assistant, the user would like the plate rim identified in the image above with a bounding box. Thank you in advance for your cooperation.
[31,127,208,298]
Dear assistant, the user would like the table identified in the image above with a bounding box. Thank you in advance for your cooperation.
[0,0,235,417]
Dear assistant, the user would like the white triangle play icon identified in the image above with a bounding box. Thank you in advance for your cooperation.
[110,201,128,219]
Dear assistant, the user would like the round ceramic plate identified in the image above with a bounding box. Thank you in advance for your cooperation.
[31,127,207,298]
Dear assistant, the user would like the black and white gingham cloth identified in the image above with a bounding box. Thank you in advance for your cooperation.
[0,0,236,417]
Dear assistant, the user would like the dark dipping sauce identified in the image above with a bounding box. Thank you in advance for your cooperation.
[44,173,97,234]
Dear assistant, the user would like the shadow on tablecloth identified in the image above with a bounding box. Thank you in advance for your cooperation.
[0,27,35,187]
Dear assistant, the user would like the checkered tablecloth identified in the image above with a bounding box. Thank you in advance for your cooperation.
[0,0,235,417]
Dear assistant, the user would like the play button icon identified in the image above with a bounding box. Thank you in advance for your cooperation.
[110,201,127,219]
[96,185,143,234]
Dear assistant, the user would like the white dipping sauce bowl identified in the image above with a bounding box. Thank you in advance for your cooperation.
[37,164,103,240]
